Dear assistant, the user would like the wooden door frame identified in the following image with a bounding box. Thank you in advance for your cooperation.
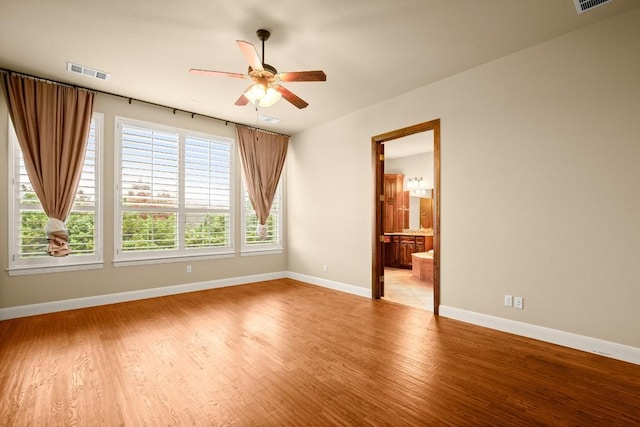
[371,119,441,314]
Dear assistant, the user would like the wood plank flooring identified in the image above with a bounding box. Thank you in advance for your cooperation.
[1,278,639,426]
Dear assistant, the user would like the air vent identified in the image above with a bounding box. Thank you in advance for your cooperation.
[66,62,110,81]
[258,114,280,124]
[573,0,613,14]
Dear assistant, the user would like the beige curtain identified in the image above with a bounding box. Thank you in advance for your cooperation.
[1,72,95,256]
[236,125,288,240]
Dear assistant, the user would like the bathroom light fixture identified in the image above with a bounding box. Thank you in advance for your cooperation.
[407,177,432,197]
[407,177,426,190]
[243,83,282,107]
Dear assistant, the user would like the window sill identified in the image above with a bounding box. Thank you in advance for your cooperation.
[7,261,104,276]
[113,252,234,268]
[240,248,283,257]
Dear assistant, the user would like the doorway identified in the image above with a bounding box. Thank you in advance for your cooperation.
[371,119,441,314]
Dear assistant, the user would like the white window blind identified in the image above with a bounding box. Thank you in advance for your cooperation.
[184,135,231,249]
[9,114,103,272]
[241,181,282,253]
[120,123,180,251]
[115,117,233,261]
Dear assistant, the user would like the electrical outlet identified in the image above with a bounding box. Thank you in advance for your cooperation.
[323,264,328,272]
[186,265,192,273]
[504,295,513,307]
[514,296,524,309]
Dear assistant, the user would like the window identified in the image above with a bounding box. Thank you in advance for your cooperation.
[241,181,283,254]
[115,117,233,264]
[8,113,103,274]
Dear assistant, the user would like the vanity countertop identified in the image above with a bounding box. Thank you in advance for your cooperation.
[384,232,434,237]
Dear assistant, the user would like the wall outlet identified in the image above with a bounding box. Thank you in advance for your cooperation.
[514,296,524,309]
[186,265,192,273]
[323,264,328,272]
[504,295,513,307]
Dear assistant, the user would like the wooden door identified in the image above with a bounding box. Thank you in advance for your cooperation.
[384,202,397,233]
[375,144,386,297]
[383,174,403,233]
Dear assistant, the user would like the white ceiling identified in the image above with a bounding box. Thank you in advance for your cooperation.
[384,132,434,160]
[1,0,638,136]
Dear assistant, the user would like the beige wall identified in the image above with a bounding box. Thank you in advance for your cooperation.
[0,94,286,308]
[287,8,640,347]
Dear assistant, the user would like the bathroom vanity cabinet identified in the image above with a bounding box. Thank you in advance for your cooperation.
[384,234,432,268]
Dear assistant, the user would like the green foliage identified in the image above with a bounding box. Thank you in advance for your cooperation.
[119,212,230,252]
[18,180,232,256]
[122,212,177,251]
[244,213,277,244]
[185,214,229,248]
[19,211,47,257]
[18,181,277,258]
[67,212,96,254]
[20,211,95,257]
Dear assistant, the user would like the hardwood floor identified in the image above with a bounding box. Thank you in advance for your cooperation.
[1,279,638,425]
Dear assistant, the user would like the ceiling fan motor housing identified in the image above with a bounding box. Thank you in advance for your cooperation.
[257,63,277,75]
[256,29,271,41]
[247,63,278,83]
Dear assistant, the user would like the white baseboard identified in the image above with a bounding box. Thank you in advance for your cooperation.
[0,272,287,321]
[286,272,371,298]
[0,271,367,321]
[3,274,636,366]
[440,305,640,366]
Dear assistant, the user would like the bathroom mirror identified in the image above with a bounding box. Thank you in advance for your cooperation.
[409,195,434,229]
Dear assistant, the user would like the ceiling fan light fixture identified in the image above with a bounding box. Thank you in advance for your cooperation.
[260,87,282,107]
[244,84,281,107]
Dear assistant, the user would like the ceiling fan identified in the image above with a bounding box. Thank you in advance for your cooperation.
[190,29,326,109]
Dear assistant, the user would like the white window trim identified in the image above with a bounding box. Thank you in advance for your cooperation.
[7,113,104,275]
[240,179,284,255]
[113,116,235,264]
[7,262,104,277]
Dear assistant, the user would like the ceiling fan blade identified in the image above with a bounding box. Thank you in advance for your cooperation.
[274,85,308,109]
[277,71,327,82]
[189,69,246,79]
[235,94,250,106]
[236,40,263,71]
[235,85,254,106]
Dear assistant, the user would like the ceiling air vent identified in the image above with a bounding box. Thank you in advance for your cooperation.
[66,62,110,81]
[258,114,281,124]
[573,0,613,14]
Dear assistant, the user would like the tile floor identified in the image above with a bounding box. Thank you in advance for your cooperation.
[383,267,433,311]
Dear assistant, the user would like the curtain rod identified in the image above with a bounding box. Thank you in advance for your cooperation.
[0,68,290,138]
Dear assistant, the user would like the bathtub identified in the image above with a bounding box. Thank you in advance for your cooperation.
[411,251,434,282]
